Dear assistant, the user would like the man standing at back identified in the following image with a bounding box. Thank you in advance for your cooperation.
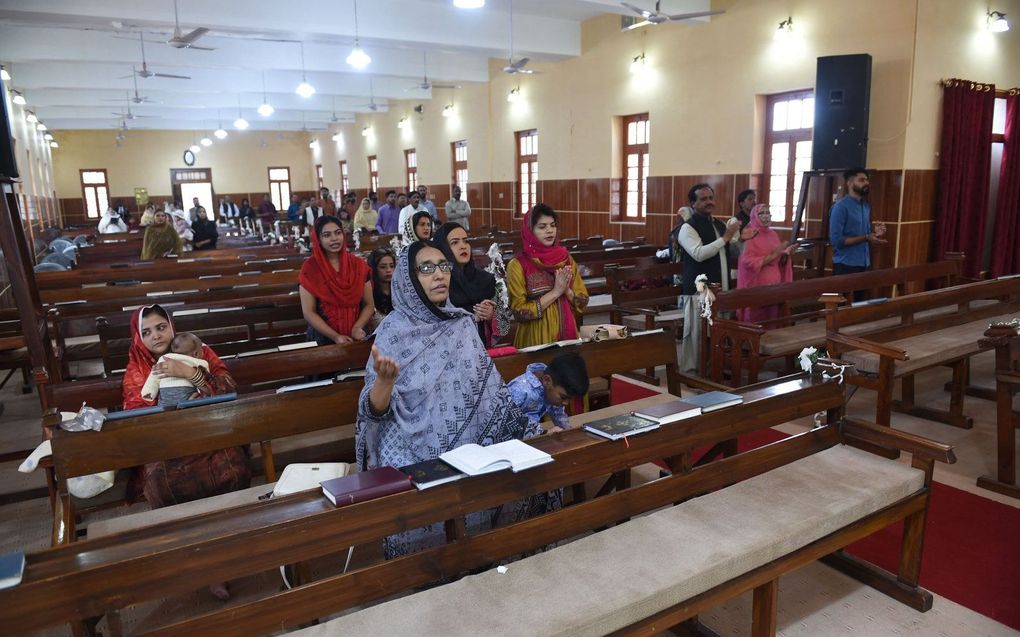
[417,185,438,222]
[445,185,471,230]
[219,194,239,222]
[829,168,886,301]
[188,197,202,223]
[319,186,337,217]
[376,190,401,234]
[677,183,739,373]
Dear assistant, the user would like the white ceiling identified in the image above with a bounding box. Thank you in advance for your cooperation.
[0,0,713,133]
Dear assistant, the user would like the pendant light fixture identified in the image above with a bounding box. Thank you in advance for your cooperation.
[296,42,316,97]
[257,71,275,116]
[214,110,228,139]
[346,0,371,69]
[233,96,249,130]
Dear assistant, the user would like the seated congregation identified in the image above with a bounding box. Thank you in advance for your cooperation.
[8,164,1015,637]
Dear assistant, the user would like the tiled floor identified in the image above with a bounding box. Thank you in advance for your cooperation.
[0,348,1016,636]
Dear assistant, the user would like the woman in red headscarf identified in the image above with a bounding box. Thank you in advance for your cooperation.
[121,303,250,600]
[736,204,795,323]
[299,215,374,344]
[506,204,589,348]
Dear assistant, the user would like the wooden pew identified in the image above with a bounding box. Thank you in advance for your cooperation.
[41,331,682,542]
[0,373,955,637]
[41,269,300,305]
[705,258,965,386]
[607,261,684,331]
[975,322,1020,499]
[74,243,294,269]
[824,277,1020,428]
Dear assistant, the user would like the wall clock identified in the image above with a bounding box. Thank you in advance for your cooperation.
[183,149,196,166]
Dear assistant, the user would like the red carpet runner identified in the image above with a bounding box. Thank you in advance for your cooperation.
[608,378,1020,630]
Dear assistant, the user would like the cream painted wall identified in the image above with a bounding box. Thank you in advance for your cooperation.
[3,83,57,204]
[52,129,317,198]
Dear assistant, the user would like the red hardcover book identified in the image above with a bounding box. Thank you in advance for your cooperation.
[319,466,413,507]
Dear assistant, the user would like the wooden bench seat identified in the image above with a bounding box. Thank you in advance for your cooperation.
[975,323,1020,499]
[293,444,924,637]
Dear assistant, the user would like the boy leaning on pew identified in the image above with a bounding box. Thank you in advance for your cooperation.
[507,351,589,434]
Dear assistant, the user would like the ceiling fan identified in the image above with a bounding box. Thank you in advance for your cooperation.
[409,52,460,90]
[503,1,539,75]
[358,76,381,111]
[620,1,724,30]
[111,98,159,121]
[120,33,191,80]
[103,73,159,104]
[167,0,215,50]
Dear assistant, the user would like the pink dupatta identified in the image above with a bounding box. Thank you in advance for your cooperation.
[737,205,793,323]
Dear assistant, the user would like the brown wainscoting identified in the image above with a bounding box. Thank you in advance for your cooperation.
[467,182,490,210]
[557,210,581,240]
[540,179,579,212]
[901,170,938,222]
[867,170,903,224]
[429,184,451,208]
[578,212,612,239]
[895,221,935,268]
[645,176,672,215]
[490,181,514,212]
[578,178,610,213]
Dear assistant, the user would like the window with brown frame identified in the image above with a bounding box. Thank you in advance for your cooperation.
[763,90,814,223]
[316,164,323,190]
[268,166,291,211]
[620,113,649,220]
[451,140,468,191]
[515,129,537,217]
[79,169,109,219]
[339,160,349,193]
[404,149,418,192]
[368,155,379,193]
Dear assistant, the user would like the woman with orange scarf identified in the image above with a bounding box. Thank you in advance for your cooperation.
[299,215,374,344]
[506,204,589,348]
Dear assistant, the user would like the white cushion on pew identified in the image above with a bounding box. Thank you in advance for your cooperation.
[290,444,923,637]
[842,313,1015,375]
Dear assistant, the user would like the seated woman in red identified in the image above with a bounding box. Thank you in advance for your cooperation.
[121,304,250,600]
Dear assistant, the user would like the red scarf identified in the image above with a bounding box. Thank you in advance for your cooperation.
[515,209,578,340]
[121,305,228,409]
[299,227,370,336]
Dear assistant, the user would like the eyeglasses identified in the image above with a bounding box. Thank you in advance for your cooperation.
[416,260,454,274]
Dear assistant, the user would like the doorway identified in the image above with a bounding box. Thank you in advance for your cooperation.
[170,168,215,217]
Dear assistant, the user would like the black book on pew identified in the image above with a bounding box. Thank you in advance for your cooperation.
[176,392,238,410]
[399,459,465,490]
[583,414,659,441]
[0,550,25,590]
[320,466,414,507]
[683,391,743,413]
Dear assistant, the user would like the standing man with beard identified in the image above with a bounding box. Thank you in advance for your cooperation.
[829,168,886,302]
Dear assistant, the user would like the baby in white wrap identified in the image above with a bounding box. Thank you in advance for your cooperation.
[141,332,209,406]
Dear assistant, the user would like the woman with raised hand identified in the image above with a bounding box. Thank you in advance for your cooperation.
[506,204,589,348]
[299,215,374,345]
[357,240,548,558]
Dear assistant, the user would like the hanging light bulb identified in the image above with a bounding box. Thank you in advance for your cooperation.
[43,133,53,141]
[189,143,201,153]
[987,11,1010,32]
[36,122,47,131]
[12,90,26,105]
[200,136,213,146]
[347,45,371,69]
[214,127,228,139]
[233,116,249,130]
[257,71,274,116]
[295,42,316,97]
[49,141,59,148]
[25,111,37,123]
[0,65,10,81]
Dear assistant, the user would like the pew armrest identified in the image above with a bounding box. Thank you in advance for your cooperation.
[827,332,909,361]
[842,417,956,464]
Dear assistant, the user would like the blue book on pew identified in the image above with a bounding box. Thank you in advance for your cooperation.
[176,392,238,410]
[0,550,25,590]
[104,405,167,421]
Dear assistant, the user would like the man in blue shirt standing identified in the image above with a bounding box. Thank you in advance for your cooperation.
[829,168,886,301]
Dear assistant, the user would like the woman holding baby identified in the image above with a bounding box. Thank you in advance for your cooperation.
[121,303,250,601]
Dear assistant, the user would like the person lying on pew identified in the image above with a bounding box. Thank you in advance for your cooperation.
[191,207,218,251]
[140,208,183,260]
[507,204,589,349]
[507,351,589,434]
[140,332,209,407]
[122,304,251,600]
[358,241,551,559]
[434,221,506,347]
[736,204,795,324]
[299,215,374,345]
[368,247,395,329]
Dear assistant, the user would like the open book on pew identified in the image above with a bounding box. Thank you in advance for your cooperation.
[320,466,413,507]
[439,439,552,476]
[517,338,584,353]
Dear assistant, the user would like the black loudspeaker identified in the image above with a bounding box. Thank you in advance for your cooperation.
[0,83,19,180]
[812,54,872,171]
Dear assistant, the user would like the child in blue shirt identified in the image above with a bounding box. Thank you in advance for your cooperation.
[507,351,589,434]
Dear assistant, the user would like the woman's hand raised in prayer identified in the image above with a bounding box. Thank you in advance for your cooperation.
[473,299,496,322]
[553,266,573,295]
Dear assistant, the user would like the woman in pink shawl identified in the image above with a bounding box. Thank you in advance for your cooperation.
[737,204,795,323]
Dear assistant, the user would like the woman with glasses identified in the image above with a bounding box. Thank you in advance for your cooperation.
[506,204,589,349]
[299,215,374,345]
[357,240,548,559]
[736,204,795,324]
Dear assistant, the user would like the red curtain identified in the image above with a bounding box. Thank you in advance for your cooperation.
[992,93,1020,278]
[935,81,996,279]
